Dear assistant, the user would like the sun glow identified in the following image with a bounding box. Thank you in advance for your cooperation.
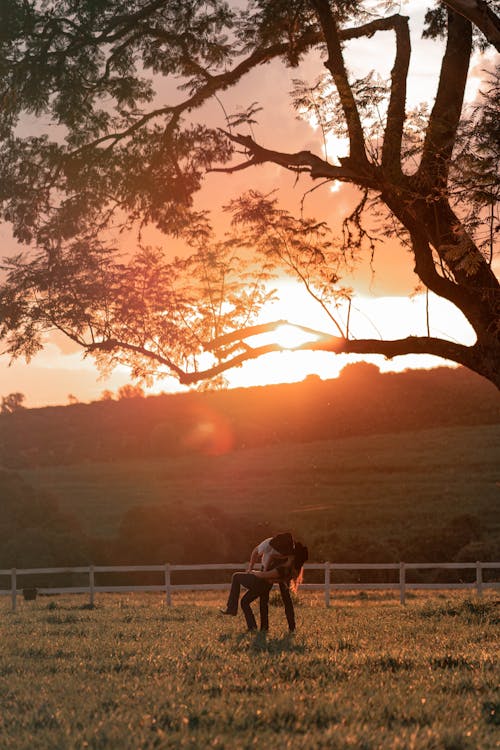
[220,280,476,391]
[272,323,320,350]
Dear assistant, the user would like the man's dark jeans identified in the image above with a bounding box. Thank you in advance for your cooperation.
[225,573,296,631]
[225,572,273,630]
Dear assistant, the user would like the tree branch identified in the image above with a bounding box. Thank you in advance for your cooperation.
[214,131,379,187]
[382,15,411,175]
[310,0,368,166]
[207,319,288,348]
[86,338,188,381]
[418,9,473,189]
[83,317,479,387]
[444,0,500,50]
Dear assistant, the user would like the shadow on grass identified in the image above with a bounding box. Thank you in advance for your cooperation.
[218,630,305,653]
[249,631,306,653]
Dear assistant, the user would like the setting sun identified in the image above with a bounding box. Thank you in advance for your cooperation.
[272,323,320,350]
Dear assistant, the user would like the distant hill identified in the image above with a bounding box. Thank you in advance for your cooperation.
[0,365,498,468]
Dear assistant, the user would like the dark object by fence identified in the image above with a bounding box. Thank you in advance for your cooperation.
[23,587,38,601]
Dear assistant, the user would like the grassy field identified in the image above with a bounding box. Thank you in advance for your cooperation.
[21,423,500,558]
[0,591,498,750]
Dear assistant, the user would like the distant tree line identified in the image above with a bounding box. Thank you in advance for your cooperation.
[0,470,88,569]
[1,469,496,584]
[1,392,25,415]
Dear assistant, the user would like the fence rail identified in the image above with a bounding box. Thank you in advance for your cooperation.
[1,561,499,612]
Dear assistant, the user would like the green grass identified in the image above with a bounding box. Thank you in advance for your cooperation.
[0,592,498,749]
[21,423,500,547]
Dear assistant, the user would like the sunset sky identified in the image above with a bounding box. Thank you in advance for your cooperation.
[0,1,497,408]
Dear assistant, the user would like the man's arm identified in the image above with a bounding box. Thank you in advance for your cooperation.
[247,546,262,572]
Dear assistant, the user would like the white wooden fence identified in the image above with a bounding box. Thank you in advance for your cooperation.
[1,561,499,612]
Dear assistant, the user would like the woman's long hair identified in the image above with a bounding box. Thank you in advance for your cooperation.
[289,541,308,592]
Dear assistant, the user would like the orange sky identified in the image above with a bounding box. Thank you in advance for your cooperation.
[0,1,497,407]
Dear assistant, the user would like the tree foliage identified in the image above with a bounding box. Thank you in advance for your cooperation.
[1,392,25,415]
[0,0,499,387]
[0,469,88,567]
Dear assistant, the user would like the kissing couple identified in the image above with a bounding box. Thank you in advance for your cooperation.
[220,532,308,631]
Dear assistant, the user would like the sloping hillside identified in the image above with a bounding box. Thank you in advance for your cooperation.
[20,423,500,567]
[0,365,498,468]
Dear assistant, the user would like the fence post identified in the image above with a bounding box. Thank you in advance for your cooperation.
[324,562,331,607]
[164,563,171,606]
[89,565,95,607]
[11,568,17,613]
[475,561,483,597]
[399,562,406,605]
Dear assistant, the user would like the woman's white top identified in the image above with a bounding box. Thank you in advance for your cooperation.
[257,537,277,571]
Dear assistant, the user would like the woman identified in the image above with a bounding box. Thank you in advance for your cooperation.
[220,542,308,631]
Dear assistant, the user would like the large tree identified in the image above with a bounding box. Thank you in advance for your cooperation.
[0,0,499,387]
